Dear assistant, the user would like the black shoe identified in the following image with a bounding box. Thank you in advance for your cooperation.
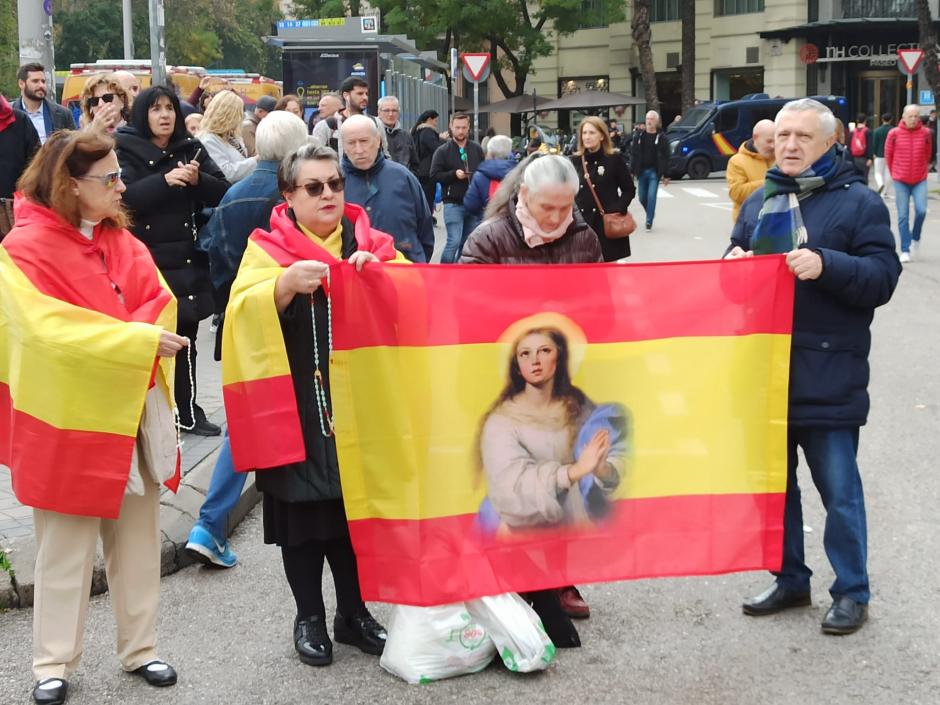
[821,596,868,635]
[742,583,812,616]
[181,418,221,436]
[33,678,67,705]
[334,608,387,656]
[130,661,177,687]
[522,590,581,648]
[294,614,332,666]
[645,222,652,231]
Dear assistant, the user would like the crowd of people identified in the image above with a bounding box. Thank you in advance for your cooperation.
[0,62,908,704]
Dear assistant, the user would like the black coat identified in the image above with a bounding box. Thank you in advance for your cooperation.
[430,139,484,204]
[0,109,40,199]
[385,125,418,171]
[413,124,443,178]
[629,129,670,178]
[571,150,635,261]
[256,218,362,504]
[730,157,901,428]
[115,131,229,324]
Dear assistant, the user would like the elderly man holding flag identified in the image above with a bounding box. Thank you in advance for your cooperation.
[727,98,900,636]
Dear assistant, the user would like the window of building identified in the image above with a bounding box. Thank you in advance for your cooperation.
[578,0,609,28]
[841,0,914,17]
[714,0,764,17]
[651,0,681,22]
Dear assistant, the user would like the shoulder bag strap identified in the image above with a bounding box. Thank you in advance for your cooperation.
[580,157,607,216]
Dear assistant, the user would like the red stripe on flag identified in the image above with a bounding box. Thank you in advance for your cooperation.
[331,257,794,349]
[223,376,306,471]
[348,493,785,605]
[0,382,135,519]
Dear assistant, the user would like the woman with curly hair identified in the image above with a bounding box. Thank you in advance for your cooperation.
[197,90,257,183]
[79,73,131,136]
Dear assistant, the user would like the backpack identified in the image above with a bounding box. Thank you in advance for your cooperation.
[850,126,868,157]
[488,178,501,200]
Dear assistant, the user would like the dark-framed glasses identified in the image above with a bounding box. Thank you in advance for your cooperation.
[77,169,123,189]
[296,176,345,197]
[88,93,116,107]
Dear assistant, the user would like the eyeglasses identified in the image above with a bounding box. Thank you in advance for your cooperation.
[87,93,116,107]
[379,108,400,113]
[76,169,123,188]
[296,176,345,197]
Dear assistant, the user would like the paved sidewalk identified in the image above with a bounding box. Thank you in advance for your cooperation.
[0,319,259,608]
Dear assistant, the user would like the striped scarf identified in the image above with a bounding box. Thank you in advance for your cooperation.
[751,147,840,255]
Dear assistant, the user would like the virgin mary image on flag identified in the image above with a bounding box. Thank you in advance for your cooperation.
[476,313,630,536]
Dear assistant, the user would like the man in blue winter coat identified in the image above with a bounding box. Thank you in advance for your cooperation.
[727,98,900,636]
[341,115,435,262]
[464,135,517,219]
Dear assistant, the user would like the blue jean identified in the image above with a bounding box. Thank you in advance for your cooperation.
[775,427,869,604]
[196,432,246,543]
[893,179,927,253]
[442,203,481,263]
[636,168,660,226]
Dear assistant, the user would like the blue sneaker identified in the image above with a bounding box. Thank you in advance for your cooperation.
[185,524,237,568]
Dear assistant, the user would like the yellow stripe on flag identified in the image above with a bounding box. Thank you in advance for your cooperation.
[333,334,791,522]
[0,248,163,436]
[222,239,293,386]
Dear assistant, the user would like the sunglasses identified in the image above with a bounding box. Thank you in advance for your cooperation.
[296,176,345,197]
[77,169,123,189]
[88,93,117,107]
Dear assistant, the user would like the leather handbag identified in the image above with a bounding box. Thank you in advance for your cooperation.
[580,158,635,239]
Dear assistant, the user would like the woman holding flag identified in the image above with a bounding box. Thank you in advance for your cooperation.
[0,130,185,705]
[221,144,406,668]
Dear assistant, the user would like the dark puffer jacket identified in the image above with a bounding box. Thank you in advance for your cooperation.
[116,130,229,324]
[730,156,901,428]
[459,198,602,264]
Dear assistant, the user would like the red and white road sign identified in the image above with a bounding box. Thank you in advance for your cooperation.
[461,53,490,82]
[897,48,924,75]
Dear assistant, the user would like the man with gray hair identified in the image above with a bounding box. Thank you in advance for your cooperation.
[727,98,900,636]
[629,109,671,230]
[376,95,418,170]
[464,135,516,217]
[341,115,434,262]
[183,110,312,568]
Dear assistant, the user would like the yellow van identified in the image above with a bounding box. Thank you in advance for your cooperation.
[205,73,282,107]
[61,61,207,114]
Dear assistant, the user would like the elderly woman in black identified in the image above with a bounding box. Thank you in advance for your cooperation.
[116,86,229,435]
[569,116,636,262]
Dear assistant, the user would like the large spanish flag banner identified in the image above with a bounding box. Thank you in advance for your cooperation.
[0,202,178,520]
[330,256,794,606]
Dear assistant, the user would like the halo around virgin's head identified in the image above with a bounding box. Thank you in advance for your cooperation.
[498,312,587,377]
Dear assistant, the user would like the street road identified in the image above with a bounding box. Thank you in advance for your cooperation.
[1,177,938,705]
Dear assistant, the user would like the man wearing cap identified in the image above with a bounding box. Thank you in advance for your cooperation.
[243,95,277,157]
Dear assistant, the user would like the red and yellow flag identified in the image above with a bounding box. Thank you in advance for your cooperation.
[0,199,177,519]
[330,257,794,605]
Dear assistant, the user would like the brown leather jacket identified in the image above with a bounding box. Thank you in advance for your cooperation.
[459,199,602,264]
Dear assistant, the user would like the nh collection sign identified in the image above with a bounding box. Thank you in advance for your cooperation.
[809,42,920,63]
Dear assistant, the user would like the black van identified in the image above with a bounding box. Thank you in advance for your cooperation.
[665,94,849,179]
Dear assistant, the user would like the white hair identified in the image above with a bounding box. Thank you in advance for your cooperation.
[340,114,380,136]
[255,111,310,162]
[523,154,580,195]
[486,135,513,160]
[776,98,837,138]
[646,110,660,121]
[377,95,400,109]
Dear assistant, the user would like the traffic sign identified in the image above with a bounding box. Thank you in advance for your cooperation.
[921,89,934,104]
[461,53,491,82]
[898,48,924,75]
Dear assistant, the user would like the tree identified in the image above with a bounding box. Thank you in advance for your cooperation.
[680,0,694,112]
[916,0,940,120]
[292,0,362,16]
[0,0,18,98]
[631,0,659,112]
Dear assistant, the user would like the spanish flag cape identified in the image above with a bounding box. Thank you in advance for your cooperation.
[222,201,400,472]
[0,197,178,519]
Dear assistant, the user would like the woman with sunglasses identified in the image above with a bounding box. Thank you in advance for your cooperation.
[79,74,130,136]
[116,86,230,436]
[222,143,406,668]
[1,129,186,705]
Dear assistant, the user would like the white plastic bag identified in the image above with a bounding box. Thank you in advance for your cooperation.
[379,603,496,684]
[466,593,556,673]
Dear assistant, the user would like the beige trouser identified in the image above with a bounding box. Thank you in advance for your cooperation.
[32,477,162,681]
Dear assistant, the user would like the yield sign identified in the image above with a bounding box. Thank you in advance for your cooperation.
[898,48,924,75]
[461,53,490,82]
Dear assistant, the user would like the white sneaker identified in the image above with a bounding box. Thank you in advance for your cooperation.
[910,240,920,258]
[900,251,911,263]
